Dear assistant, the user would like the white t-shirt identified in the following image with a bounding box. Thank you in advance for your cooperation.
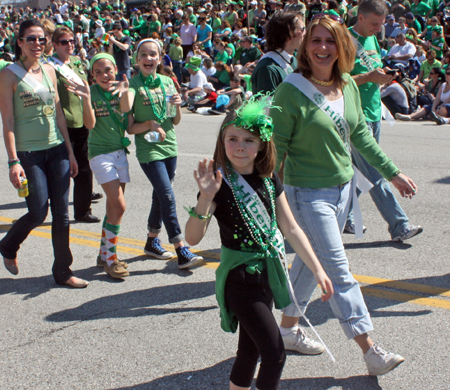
[202,66,217,77]
[327,95,344,117]
[189,69,207,98]
[390,26,408,38]
[95,27,105,38]
[388,42,416,65]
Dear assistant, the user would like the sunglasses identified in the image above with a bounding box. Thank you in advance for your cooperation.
[312,13,344,24]
[446,73,450,75]
[20,35,46,45]
[58,38,75,46]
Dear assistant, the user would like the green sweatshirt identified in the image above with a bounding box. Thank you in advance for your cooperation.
[271,73,399,189]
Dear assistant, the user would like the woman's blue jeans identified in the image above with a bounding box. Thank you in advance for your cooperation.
[283,183,374,340]
[139,156,184,243]
[0,143,74,284]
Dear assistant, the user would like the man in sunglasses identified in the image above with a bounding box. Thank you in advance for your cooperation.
[108,21,131,81]
[347,0,423,241]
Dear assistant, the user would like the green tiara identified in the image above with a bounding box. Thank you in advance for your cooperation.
[223,93,281,142]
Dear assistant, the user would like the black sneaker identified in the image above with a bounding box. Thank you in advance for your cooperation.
[176,246,203,269]
[144,237,173,260]
[91,192,103,201]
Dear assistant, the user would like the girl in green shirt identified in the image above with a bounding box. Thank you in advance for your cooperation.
[121,38,203,269]
[68,53,131,279]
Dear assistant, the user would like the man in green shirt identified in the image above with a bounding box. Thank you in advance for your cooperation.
[417,49,441,84]
[347,0,422,240]
[236,36,261,66]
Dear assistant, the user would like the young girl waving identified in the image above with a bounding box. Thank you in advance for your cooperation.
[67,53,131,279]
[185,97,334,390]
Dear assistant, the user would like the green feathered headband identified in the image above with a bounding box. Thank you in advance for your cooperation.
[222,93,281,142]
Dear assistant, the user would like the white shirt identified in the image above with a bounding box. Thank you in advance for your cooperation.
[390,26,408,38]
[201,66,216,77]
[388,42,416,65]
[95,27,105,38]
[189,69,207,98]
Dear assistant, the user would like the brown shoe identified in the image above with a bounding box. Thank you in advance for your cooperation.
[3,257,18,275]
[104,260,130,278]
[65,276,89,288]
[97,256,128,269]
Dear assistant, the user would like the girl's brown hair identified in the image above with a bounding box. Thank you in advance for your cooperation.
[213,110,276,178]
[296,16,356,89]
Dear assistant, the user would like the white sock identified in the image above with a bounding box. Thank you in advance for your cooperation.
[444,118,450,124]
[106,259,115,266]
[279,325,297,336]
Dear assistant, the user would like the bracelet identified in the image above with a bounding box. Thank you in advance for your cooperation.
[390,170,402,181]
[184,206,212,220]
[8,160,21,168]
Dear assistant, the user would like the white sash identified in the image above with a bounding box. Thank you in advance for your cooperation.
[260,50,293,74]
[8,63,55,108]
[352,33,396,126]
[45,56,84,86]
[220,168,336,362]
[284,73,373,239]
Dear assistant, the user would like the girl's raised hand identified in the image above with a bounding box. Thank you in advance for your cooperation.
[66,79,90,99]
[111,74,129,96]
[314,270,334,302]
[194,158,222,200]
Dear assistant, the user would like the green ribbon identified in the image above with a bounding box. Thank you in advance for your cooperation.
[141,73,161,89]
[233,114,274,142]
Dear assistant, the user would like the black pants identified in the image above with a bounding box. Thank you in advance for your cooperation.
[68,126,93,218]
[382,95,409,116]
[225,265,286,390]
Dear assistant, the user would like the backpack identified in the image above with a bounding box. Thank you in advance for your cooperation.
[400,77,418,114]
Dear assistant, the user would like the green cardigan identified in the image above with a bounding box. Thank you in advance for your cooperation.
[271,73,399,189]
[216,246,291,333]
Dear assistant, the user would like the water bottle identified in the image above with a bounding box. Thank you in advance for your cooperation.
[144,131,161,142]
[165,84,177,118]
[18,176,29,198]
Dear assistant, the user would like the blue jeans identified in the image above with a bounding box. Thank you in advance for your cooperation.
[347,120,409,239]
[0,143,73,284]
[172,60,183,84]
[283,183,373,340]
[116,68,131,81]
[139,156,184,243]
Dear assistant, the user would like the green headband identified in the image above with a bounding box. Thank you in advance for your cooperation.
[222,93,281,142]
[89,53,116,71]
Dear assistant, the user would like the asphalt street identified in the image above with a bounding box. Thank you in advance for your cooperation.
[0,110,449,390]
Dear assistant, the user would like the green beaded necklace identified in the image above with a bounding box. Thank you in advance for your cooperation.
[139,72,167,124]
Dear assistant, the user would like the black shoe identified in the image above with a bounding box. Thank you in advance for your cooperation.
[75,213,101,223]
[176,246,203,269]
[144,237,173,260]
[187,105,195,111]
[91,192,103,201]
[208,108,225,115]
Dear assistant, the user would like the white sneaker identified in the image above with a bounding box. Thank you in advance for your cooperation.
[281,326,325,355]
[395,113,411,121]
[392,225,423,241]
[343,223,367,234]
[364,345,405,376]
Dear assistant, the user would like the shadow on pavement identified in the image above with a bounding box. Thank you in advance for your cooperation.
[434,175,450,184]
[0,201,27,211]
[109,358,381,390]
[45,280,216,323]
[344,241,412,250]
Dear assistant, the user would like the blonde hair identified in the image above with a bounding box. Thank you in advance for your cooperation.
[297,17,356,88]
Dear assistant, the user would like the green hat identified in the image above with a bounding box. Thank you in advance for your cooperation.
[90,53,116,71]
[431,25,442,33]
[171,33,179,38]
[237,1,244,5]
[185,56,202,72]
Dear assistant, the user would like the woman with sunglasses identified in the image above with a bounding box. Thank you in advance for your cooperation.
[51,26,100,224]
[0,20,88,288]
[397,68,450,124]
[271,14,416,375]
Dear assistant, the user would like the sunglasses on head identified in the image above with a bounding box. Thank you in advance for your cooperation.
[21,35,46,45]
[58,38,75,45]
[312,13,344,24]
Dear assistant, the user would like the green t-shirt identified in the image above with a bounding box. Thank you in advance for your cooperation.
[189,13,197,26]
[129,74,177,163]
[215,69,230,85]
[214,50,230,64]
[411,0,431,17]
[211,17,222,33]
[227,43,235,58]
[88,84,128,160]
[169,44,183,61]
[412,19,422,34]
[11,64,63,152]
[148,20,161,36]
[349,27,383,122]
[239,46,261,66]
[420,59,441,79]
[54,55,88,128]
[251,56,298,95]
[431,37,445,58]
[242,74,252,92]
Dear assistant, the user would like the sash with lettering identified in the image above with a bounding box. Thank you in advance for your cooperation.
[8,63,56,117]
[284,72,373,239]
[45,56,84,86]
[219,167,336,362]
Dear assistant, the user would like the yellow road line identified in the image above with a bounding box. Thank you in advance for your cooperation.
[1,216,449,310]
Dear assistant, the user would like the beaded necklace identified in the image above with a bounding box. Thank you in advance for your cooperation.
[139,72,167,124]
[226,164,278,255]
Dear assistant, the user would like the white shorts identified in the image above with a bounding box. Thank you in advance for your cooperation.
[89,149,130,185]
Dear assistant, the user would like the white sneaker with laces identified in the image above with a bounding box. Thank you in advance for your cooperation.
[395,113,411,121]
[281,326,325,355]
[364,345,405,376]
[392,225,423,241]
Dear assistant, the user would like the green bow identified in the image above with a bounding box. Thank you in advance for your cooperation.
[234,115,274,142]
[74,60,82,67]
[142,74,161,89]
